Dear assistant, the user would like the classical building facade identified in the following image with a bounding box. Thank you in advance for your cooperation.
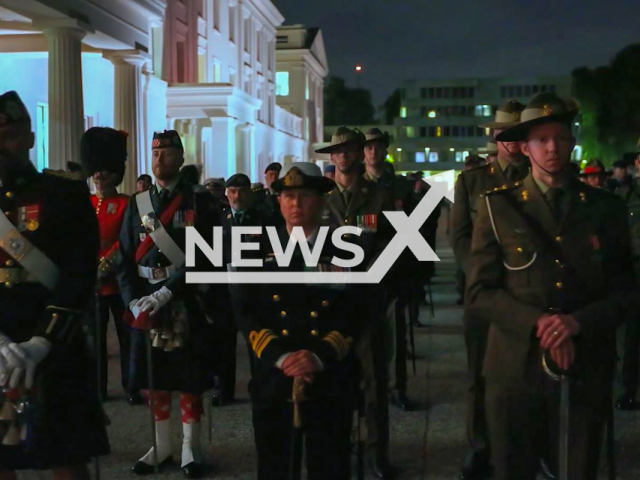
[0,0,327,192]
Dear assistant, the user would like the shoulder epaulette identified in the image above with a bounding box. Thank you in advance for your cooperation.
[483,182,521,197]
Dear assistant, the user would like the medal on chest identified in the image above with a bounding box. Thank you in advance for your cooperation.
[357,214,378,233]
[17,204,40,232]
[106,203,119,215]
[173,209,195,228]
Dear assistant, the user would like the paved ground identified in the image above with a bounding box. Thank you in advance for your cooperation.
[17,213,640,479]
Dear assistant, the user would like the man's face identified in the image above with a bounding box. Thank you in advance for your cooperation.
[136,179,151,192]
[586,174,605,188]
[613,167,626,181]
[494,129,521,157]
[0,123,34,169]
[152,147,184,181]
[93,170,119,192]
[264,170,279,190]
[226,186,251,211]
[363,141,387,167]
[330,144,363,174]
[519,122,575,175]
[278,188,323,228]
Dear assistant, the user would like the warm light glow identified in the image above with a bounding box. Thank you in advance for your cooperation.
[355,64,363,72]
[397,148,403,152]
[449,148,455,152]
[436,127,442,137]
[400,107,407,118]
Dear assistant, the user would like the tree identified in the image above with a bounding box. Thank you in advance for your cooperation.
[573,43,640,165]
[382,89,401,125]
[324,76,376,126]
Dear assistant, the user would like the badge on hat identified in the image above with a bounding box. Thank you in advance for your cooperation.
[152,130,184,151]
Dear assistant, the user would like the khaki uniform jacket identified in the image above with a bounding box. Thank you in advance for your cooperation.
[451,160,528,274]
[467,174,635,383]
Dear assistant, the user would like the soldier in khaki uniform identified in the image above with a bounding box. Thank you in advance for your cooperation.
[450,99,527,480]
[615,151,640,410]
[466,92,636,480]
[316,127,396,479]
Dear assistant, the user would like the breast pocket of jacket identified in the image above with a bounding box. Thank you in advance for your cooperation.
[500,235,537,287]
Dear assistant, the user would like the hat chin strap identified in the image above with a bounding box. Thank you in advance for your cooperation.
[528,149,566,177]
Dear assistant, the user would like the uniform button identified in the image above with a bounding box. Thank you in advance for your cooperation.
[280,311,287,318]
[516,247,523,253]
[4,281,12,288]
[310,330,319,336]
[555,282,563,289]
[344,219,349,225]
[321,300,330,308]
[555,236,562,243]
[281,329,289,336]
[5,191,14,199]
[51,313,59,320]
[310,311,318,318]
[272,294,280,302]
[5,260,14,267]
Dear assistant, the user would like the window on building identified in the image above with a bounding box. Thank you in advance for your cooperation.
[435,87,442,98]
[532,85,539,94]
[400,107,407,118]
[421,106,427,116]
[428,87,435,99]
[455,151,464,163]
[213,0,220,31]
[452,87,459,98]
[428,126,436,137]
[229,6,236,42]
[36,103,48,171]
[276,72,289,96]
[507,85,515,97]
[420,87,427,99]
[415,152,426,163]
[443,87,450,99]
[419,127,427,137]
[541,85,548,92]
[444,126,451,137]
[452,126,460,136]
[467,126,475,137]
[500,86,506,98]
[476,127,484,137]
[524,85,531,96]
[468,87,475,98]
[406,126,415,138]
[549,84,556,92]
[428,152,439,163]
[151,25,163,79]
[515,85,522,97]
[212,57,221,82]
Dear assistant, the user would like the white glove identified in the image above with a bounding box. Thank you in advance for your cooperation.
[0,337,51,389]
[136,286,173,316]
[129,299,141,319]
[0,332,16,386]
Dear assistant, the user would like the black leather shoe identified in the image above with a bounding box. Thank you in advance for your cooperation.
[368,455,397,480]
[389,391,412,412]
[182,462,205,479]
[616,392,640,410]
[128,392,144,406]
[131,456,174,475]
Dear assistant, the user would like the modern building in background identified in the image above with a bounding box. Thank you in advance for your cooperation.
[393,76,575,173]
[0,0,327,193]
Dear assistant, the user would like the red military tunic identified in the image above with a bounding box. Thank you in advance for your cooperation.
[91,193,129,296]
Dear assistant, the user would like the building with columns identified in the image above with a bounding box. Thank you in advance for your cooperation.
[0,0,327,192]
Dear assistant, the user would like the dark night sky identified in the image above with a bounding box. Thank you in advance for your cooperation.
[272,0,639,108]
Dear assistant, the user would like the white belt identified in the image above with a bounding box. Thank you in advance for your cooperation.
[137,265,177,285]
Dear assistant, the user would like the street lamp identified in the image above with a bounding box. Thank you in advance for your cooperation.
[355,64,363,87]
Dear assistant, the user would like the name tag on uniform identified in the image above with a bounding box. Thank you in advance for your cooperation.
[357,214,378,233]
[173,210,195,228]
[107,203,119,215]
[17,204,40,232]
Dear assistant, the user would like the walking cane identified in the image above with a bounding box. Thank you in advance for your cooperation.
[289,377,305,480]
[145,330,159,474]
[542,351,569,480]
[93,292,102,480]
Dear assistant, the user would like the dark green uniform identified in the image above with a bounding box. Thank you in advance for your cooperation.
[467,174,635,480]
[450,158,529,455]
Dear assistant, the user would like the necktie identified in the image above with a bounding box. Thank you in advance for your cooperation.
[235,212,244,226]
[505,164,518,182]
[159,189,171,207]
[342,189,352,207]
[546,188,563,220]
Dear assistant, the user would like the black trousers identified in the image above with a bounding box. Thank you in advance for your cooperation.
[86,294,129,396]
[394,297,408,394]
[216,320,238,401]
[252,398,353,480]
[622,312,640,395]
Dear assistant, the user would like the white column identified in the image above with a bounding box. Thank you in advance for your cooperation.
[210,116,237,179]
[37,20,90,170]
[104,50,150,194]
